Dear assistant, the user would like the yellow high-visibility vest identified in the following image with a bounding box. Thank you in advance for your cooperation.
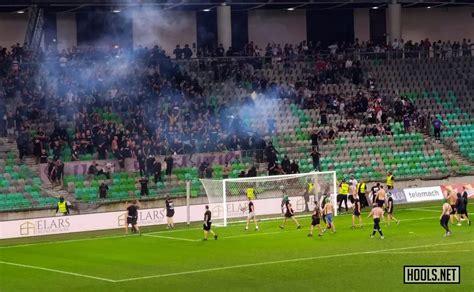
[386,175,394,187]
[357,182,366,193]
[307,183,314,193]
[246,188,255,199]
[339,183,349,195]
[57,201,67,213]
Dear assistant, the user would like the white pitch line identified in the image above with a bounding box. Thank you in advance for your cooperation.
[0,261,116,282]
[378,250,473,255]
[0,235,128,250]
[142,234,199,242]
[114,240,474,282]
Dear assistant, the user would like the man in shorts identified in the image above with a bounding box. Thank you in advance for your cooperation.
[280,200,301,229]
[386,192,400,226]
[244,196,259,231]
[203,205,218,240]
[447,190,459,225]
[323,198,336,233]
[352,195,362,228]
[165,195,175,229]
[125,200,140,235]
[308,206,323,237]
[440,202,452,237]
[368,205,384,239]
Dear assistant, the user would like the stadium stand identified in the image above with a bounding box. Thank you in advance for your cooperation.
[1,40,473,210]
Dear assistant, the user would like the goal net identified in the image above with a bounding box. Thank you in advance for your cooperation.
[200,171,337,226]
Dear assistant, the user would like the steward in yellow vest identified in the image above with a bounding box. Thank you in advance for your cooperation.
[386,171,394,189]
[56,196,69,215]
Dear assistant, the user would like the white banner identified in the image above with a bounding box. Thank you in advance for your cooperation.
[403,186,444,203]
[0,195,314,239]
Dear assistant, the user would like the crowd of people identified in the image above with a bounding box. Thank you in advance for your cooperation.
[0,36,463,177]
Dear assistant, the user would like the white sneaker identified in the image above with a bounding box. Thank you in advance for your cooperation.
[457,223,462,226]
[381,236,384,239]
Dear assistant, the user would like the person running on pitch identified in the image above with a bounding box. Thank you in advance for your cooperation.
[440,201,452,237]
[125,200,140,235]
[368,205,384,239]
[165,195,175,229]
[244,196,259,231]
[455,192,471,226]
[352,194,362,228]
[461,188,471,226]
[308,206,323,237]
[280,200,301,229]
[323,198,336,233]
[447,190,460,225]
[386,192,400,226]
[203,205,218,240]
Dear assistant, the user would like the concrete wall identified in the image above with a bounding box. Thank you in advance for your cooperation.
[248,10,307,49]
[132,10,197,56]
[402,7,474,42]
[354,8,370,42]
[56,13,77,51]
[0,14,28,48]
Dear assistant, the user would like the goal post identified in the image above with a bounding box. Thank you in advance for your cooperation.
[200,171,337,227]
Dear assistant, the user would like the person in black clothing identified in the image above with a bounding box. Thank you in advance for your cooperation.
[308,206,322,237]
[139,176,149,196]
[146,155,155,177]
[165,155,174,176]
[370,183,381,206]
[182,44,193,59]
[39,149,48,164]
[238,171,246,178]
[456,192,471,225]
[461,187,470,223]
[290,160,300,174]
[203,205,217,240]
[279,200,301,229]
[310,147,321,171]
[99,182,108,199]
[153,158,162,184]
[56,160,64,186]
[125,200,140,235]
[205,165,214,178]
[97,142,107,160]
[165,195,175,229]
[310,130,320,150]
[247,165,257,177]
[137,151,146,177]
[173,45,183,59]
[281,155,291,174]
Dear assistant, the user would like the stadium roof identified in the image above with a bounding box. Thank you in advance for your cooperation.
[1,0,473,12]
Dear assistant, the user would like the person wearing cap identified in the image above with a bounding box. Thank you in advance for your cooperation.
[386,192,400,226]
[55,196,69,216]
[165,195,175,229]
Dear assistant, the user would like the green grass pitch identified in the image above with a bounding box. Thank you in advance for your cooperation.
[0,202,473,291]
